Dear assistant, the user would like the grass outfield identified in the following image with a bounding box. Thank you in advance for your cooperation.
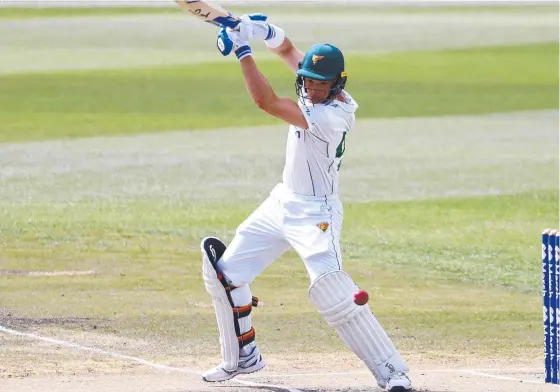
[0,111,557,361]
[0,190,556,358]
[1,5,558,369]
[1,43,557,142]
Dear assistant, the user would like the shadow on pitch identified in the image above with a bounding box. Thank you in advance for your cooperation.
[200,386,452,392]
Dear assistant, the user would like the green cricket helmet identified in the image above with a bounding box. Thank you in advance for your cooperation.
[296,43,348,102]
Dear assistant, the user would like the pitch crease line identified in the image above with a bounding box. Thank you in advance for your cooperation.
[0,326,545,388]
[245,367,542,378]
[0,326,303,392]
[463,370,545,385]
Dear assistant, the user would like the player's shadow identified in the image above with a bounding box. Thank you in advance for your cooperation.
[200,387,289,392]
[210,387,293,392]
[204,386,452,392]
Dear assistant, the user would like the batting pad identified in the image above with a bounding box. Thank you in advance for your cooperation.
[308,270,409,387]
[202,250,240,371]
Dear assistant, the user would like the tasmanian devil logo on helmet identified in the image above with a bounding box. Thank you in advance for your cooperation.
[312,55,324,65]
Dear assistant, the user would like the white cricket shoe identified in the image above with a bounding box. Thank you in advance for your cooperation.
[201,346,266,382]
[386,372,412,392]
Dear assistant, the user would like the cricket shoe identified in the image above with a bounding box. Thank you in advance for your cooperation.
[201,346,266,382]
[386,372,412,392]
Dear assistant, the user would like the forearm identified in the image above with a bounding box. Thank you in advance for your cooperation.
[265,27,304,73]
[239,56,278,109]
[269,37,304,73]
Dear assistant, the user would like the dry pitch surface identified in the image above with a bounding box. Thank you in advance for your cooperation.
[1,5,559,392]
[0,324,556,392]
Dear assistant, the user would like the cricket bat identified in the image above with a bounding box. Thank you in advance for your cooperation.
[173,0,241,30]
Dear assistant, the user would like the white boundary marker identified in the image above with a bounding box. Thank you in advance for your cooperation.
[0,325,545,389]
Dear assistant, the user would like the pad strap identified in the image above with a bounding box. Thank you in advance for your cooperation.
[233,303,252,319]
[217,269,259,348]
[238,327,256,348]
[233,296,259,319]
[230,297,258,348]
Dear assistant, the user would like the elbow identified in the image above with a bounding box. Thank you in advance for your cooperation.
[254,97,272,111]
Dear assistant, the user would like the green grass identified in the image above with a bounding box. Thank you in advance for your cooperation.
[0,5,556,19]
[1,43,557,143]
[0,11,557,366]
[0,189,557,359]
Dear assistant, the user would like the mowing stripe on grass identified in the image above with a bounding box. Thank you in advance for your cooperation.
[1,10,556,75]
[1,111,556,204]
[1,43,556,142]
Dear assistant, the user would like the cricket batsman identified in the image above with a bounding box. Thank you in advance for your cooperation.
[200,14,413,392]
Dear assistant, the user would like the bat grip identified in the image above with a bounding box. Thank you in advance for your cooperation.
[212,14,241,30]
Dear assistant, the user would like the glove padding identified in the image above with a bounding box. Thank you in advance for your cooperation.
[238,13,272,42]
[216,27,252,60]
[239,13,285,49]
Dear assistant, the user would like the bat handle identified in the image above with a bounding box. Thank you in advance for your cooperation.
[208,20,240,31]
[212,12,241,30]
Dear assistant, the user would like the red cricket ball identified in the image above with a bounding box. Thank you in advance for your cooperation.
[353,289,369,306]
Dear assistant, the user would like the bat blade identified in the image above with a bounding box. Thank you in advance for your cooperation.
[174,0,240,30]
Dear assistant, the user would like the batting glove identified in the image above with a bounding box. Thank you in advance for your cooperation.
[238,13,270,41]
[238,13,285,49]
[216,27,252,60]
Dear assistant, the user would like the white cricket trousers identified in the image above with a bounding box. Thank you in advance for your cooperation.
[217,183,343,286]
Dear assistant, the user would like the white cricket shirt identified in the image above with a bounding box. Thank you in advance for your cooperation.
[282,90,359,197]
